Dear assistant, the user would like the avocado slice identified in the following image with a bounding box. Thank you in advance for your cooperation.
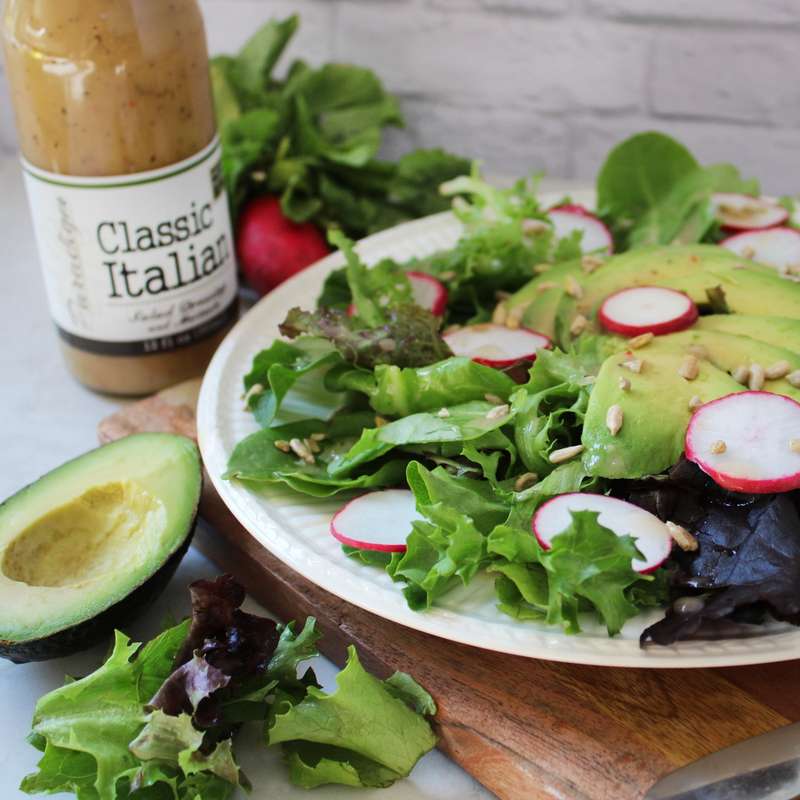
[646,329,800,402]
[656,268,800,321]
[551,245,782,346]
[503,258,583,340]
[0,433,201,663]
[694,314,800,354]
[582,348,745,479]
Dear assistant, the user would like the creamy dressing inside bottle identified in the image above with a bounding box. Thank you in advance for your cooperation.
[2,0,238,395]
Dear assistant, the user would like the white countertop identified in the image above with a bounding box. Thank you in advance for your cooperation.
[0,158,499,800]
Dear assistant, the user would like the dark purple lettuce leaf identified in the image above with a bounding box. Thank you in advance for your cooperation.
[616,458,800,646]
[150,575,280,727]
[149,655,231,727]
[279,304,453,370]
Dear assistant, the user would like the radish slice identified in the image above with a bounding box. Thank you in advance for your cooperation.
[407,271,449,316]
[443,323,551,367]
[720,227,800,271]
[347,271,448,317]
[685,392,800,493]
[598,286,699,337]
[331,489,421,552]
[711,193,789,231]
[546,208,614,255]
[549,203,595,218]
[533,493,672,574]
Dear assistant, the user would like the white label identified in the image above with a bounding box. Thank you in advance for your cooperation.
[22,135,238,356]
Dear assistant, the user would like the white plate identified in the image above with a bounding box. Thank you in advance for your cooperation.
[197,191,800,668]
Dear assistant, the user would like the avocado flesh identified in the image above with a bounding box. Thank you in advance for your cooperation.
[693,314,800,354]
[644,329,800,401]
[656,268,800,321]
[0,433,201,662]
[582,348,745,479]
[503,258,582,340]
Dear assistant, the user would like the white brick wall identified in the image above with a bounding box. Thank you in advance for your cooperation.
[2,0,800,194]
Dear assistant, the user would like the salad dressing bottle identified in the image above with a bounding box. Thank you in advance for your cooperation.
[1,0,238,395]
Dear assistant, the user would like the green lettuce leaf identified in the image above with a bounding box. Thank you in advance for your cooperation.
[514,344,603,476]
[267,647,438,788]
[538,510,650,635]
[243,337,342,428]
[129,711,248,791]
[223,416,410,496]
[596,131,759,251]
[407,460,508,535]
[596,131,699,232]
[328,396,523,477]
[628,163,759,249]
[361,357,516,417]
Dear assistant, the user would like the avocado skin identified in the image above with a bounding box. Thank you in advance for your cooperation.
[0,520,195,664]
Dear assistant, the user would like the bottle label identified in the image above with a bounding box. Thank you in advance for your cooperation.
[21,135,238,356]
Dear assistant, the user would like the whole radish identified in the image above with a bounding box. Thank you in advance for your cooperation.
[236,195,331,295]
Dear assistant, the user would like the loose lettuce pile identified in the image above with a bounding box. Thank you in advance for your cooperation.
[225,131,800,644]
[21,575,437,799]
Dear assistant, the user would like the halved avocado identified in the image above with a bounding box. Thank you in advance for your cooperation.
[0,433,201,663]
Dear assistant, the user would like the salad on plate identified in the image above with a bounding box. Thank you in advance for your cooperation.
[222,132,800,647]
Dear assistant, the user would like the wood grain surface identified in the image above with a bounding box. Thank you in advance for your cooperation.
[98,379,800,800]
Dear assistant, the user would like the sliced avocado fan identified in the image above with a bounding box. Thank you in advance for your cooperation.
[503,243,779,345]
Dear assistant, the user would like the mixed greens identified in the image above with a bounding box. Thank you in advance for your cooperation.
[224,132,800,644]
[21,575,437,799]
[210,16,470,239]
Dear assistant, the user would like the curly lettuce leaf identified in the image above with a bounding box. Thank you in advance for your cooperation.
[129,711,248,791]
[525,510,650,635]
[279,304,452,370]
[407,460,508,535]
[329,230,413,326]
[267,647,437,788]
[514,344,605,476]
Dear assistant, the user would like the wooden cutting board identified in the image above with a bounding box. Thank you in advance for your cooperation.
[99,379,800,800]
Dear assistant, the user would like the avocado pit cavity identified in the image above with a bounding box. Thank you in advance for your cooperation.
[1,481,165,588]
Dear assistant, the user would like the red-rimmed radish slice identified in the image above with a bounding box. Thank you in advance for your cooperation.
[549,203,594,217]
[443,323,551,367]
[685,392,800,493]
[533,493,672,574]
[546,208,614,255]
[347,271,448,317]
[719,227,800,271]
[598,285,698,337]
[406,271,449,316]
[331,489,421,552]
[711,193,789,231]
